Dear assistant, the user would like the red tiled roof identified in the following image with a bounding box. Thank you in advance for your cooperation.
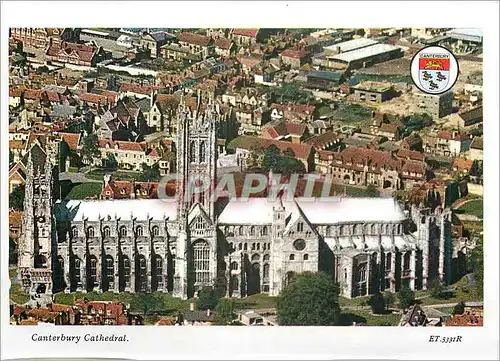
[232,28,259,38]
[270,103,315,115]
[9,140,25,150]
[47,42,97,63]
[395,148,424,162]
[453,158,474,172]
[281,48,308,59]
[119,83,160,96]
[60,132,81,151]
[305,131,343,150]
[45,90,60,102]
[446,313,483,326]
[24,89,43,100]
[230,135,313,160]
[214,38,233,50]
[438,131,470,142]
[378,122,400,134]
[316,149,335,162]
[178,32,212,47]
[237,55,262,69]
[80,92,107,105]
[99,139,146,152]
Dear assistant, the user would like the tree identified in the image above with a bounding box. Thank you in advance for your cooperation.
[196,286,220,311]
[140,163,161,182]
[453,301,466,315]
[276,272,341,326]
[365,183,379,197]
[369,292,385,314]
[262,145,280,172]
[283,148,295,158]
[9,185,25,210]
[397,286,415,310]
[9,150,14,165]
[468,236,483,298]
[81,134,100,169]
[130,292,163,316]
[105,153,118,170]
[214,298,235,325]
[383,291,395,311]
[9,237,18,265]
[429,279,445,299]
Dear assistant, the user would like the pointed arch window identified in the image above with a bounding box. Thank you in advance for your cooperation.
[261,226,268,236]
[136,226,143,236]
[192,240,210,283]
[152,226,160,236]
[199,140,206,163]
[249,226,255,236]
[103,226,110,238]
[87,227,95,238]
[189,141,196,163]
[71,227,78,237]
[119,226,127,237]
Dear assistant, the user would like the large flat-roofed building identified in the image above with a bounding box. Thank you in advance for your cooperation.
[448,28,483,44]
[413,90,454,119]
[327,43,404,70]
[352,81,396,103]
[324,38,378,55]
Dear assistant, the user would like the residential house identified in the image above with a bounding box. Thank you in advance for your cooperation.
[452,158,474,176]
[467,136,483,161]
[140,32,174,58]
[9,87,22,107]
[400,133,423,152]
[280,46,309,69]
[398,304,442,326]
[269,103,315,123]
[227,135,315,172]
[10,28,80,49]
[47,41,108,67]
[118,83,159,100]
[206,28,230,39]
[96,139,161,171]
[148,94,178,133]
[234,106,271,135]
[177,32,214,60]
[450,106,483,128]
[100,176,160,200]
[305,131,344,151]
[319,146,426,191]
[261,121,309,144]
[435,131,472,157]
[231,28,260,45]
[214,38,236,57]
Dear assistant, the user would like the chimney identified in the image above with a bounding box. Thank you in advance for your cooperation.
[189,302,195,311]
[206,309,211,317]
[336,46,341,54]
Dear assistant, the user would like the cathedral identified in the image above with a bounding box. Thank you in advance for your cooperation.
[17,96,452,300]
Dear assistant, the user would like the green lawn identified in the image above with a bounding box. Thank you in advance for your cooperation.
[233,293,277,310]
[86,169,143,182]
[339,295,370,307]
[340,309,401,326]
[416,276,481,307]
[329,103,373,124]
[65,182,103,200]
[456,199,483,218]
[333,184,379,197]
[10,284,29,305]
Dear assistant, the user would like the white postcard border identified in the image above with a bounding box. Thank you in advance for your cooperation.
[1,1,498,360]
